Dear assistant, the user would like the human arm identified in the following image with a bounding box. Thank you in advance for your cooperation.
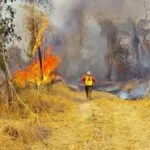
[82,75,86,83]
[92,77,96,83]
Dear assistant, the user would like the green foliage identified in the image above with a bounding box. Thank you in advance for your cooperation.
[0,0,21,72]
[0,0,21,105]
[0,0,21,49]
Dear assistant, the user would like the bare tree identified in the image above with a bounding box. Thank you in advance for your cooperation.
[119,17,149,78]
[23,0,53,81]
[100,20,118,80]
[25,0,43,80]
[143,0,150,21]
[139,0,150,41]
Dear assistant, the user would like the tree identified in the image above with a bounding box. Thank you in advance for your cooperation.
[130,18,141,77]
[112,44,130,80]
[119,16,150,78]
[23,0,52,81]
[119,1,150,78]
[0,0,21,105]
[100,20,118,80]
[142,0,150,21]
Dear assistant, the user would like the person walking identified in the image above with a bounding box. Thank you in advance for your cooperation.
[82,71,96,99]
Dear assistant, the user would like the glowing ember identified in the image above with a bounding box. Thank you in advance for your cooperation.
[13,48,60,87]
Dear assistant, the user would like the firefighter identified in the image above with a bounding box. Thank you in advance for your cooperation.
[82,71,96,99]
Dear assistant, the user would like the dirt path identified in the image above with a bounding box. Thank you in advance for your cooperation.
[46,92,150,150]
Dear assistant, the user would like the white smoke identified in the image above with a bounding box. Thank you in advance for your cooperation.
[13,0,149,81]
[50,0,134,81]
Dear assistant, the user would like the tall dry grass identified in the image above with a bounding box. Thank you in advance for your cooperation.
[0,82,77,150]
[0,82,150,149]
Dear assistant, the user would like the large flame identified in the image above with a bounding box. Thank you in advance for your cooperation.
[13,12,60,87]
[13,47,60,87]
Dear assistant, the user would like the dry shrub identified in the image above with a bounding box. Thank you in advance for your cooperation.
[3,126,19,140]
[19,125,52,144]
[49,83,77,100]
[0,135,25,150]
[1,123,52,149]
[0,83,77,149]
[5,83,76,119]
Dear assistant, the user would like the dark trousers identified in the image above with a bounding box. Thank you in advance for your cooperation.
[85,86,93,99]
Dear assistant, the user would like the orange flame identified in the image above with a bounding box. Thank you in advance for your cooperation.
[13,14,59,87]
[13,47,60,87]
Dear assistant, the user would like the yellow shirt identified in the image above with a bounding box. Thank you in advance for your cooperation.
[85,76,93,86]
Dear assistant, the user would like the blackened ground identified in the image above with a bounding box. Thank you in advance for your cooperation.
[68,80,150,100]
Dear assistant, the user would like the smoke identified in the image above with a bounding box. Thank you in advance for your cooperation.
[50,0,136,81]
[13,0,149,82]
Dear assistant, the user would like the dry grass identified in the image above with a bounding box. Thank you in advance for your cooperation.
[0,83,76,118]
[0,83,77,150]
[0,83,150,149]
[92,97,150,150]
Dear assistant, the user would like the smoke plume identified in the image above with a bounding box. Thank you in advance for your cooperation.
[13,0,149,82]
[49,0,145,82]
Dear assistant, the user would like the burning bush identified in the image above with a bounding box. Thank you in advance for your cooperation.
[13,49,60,88]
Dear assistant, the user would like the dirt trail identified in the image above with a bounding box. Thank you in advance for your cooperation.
[12,88,146,150]
[47,92,150,150]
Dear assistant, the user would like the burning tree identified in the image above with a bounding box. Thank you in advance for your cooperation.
[21,0,53,81]
[13,47,60,88]
[13,2,61,88]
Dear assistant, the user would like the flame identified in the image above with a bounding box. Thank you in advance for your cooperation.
[13,47,60,87]
[32,15,49,55]
[13,13,60,87]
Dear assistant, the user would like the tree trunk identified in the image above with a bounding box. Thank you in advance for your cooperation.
[106,62,113,80]
[106,40,113,81]
[31,0,43,81]
[132,23,141,78]
[38,46,43,80]
[4,72,13,106]
[2,49,13,106]
[134,43,141,78]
